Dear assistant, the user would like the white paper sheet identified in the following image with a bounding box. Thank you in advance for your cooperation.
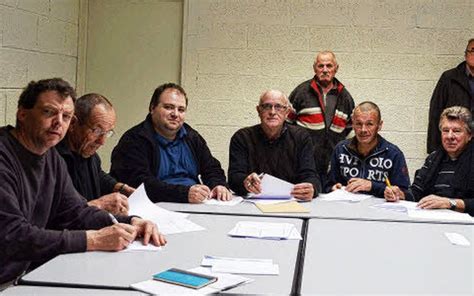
[445,232,471,246]
[130,267,252,294]
[371,200,419,212]
[408,208,473,222]
[121,240,162,252]
[228,221,302,240]
[128,184,205,234]
[211,260,279,275]
[318,188,372,202]
[247,174,294,199]
[203,195,243,206]
[201,255,273,267]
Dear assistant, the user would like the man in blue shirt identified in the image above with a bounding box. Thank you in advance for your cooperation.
[111,83,231,203]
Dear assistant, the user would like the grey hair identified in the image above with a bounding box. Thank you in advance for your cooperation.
[259,89,289,105]
[439,106,473,133]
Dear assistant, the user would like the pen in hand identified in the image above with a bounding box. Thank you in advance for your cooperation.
[385,177,398,202]
[108,213,119,225]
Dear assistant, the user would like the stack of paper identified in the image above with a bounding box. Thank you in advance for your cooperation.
[201,255,279,275]
[131,267,252,294]
[318,188,372,202]
[247,174,294,200]
[228,221,302,240]
[128,184,205,235]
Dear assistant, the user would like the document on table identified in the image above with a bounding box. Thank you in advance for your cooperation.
[121,240,162,252]
[247,174,294,199]
[201,255,279,275]
[130,267,252,294]
[128,184,205,234]
[372,200,474,222]
[371,200,418,212]
[318,188,372,202]
[444,232,471,246]
[228,221,302,240]
[203,195,243,206]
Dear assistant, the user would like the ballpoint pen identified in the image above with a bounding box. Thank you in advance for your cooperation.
[108,213,119,225]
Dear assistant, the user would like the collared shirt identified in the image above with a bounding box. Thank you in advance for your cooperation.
[432,155,457,198]
[154,127,198,186]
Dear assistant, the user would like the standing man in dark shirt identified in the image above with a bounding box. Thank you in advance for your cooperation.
[427,38,474,153]
[0,78,166,288]
[389,106,474,216]
[57,93,133,215]
[228,89,320,200]
[288,50,355,185]
[111,83,231,203]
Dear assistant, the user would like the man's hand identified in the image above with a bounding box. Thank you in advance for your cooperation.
[131,217,167,246]
[211,185,232,201]
[243,173,262,194]
[345,178,372,193]
[291,183,314,201]
[417,195,450,209]
[121,184,135,197]
[88,193,129,215]
[86,223,137,251]
[331,183,343,191]
[188,184,211,203]
[384,185,405,202]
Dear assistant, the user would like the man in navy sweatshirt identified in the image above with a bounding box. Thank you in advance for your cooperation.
[326,101,410,199]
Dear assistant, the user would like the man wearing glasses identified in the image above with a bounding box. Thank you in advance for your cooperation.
[228,90,320,200]
[428,38,474,153]
[57,93,132,215]
[288,51,355,186]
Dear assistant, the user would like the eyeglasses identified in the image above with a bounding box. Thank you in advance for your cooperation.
[259,103,288,112]
[87,125,115,138]
[466,49,474,55]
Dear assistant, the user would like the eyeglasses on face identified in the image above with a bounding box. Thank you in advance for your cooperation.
[259,103,288,112]
[87,125,115,138]
[466,49,474,55]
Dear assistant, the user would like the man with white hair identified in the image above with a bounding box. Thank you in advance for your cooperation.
[228,89,320,200]
[288,50,355,184]
[389,106,474,216]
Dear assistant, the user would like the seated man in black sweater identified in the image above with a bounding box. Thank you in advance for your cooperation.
[389,106,474,216]
[57,93,133,215]
[0,78,165,288]
[228,89,320,200]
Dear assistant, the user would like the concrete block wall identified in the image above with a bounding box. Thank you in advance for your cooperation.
[0,0,79,125]
[181,0,474,179]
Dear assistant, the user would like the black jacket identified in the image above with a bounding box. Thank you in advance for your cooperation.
[110,115,227,203]
[56,139,117,201]
[228,124,320,197]
[408,141,474,216]
[427,61,474,153]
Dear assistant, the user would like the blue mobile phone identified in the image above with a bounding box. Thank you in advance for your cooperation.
[153,268,217,289]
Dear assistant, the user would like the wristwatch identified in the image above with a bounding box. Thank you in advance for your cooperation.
[449,199,457,210]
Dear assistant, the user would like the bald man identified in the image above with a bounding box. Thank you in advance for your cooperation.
[228,90,320,201]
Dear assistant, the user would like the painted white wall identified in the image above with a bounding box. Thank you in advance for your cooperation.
[0,0,79,126]
[81,0,183,170]
[181,0,474,179]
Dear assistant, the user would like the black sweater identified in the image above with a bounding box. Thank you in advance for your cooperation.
[228,124,320,197]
